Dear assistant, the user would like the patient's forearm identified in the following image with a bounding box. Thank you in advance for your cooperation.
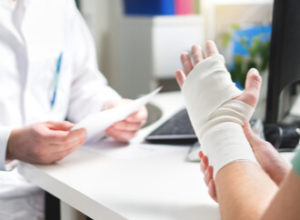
[215,162,278,220]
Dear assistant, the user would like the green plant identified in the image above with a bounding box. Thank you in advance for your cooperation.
[219,25,270,88]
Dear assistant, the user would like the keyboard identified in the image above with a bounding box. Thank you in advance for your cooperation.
[145,108,197,144]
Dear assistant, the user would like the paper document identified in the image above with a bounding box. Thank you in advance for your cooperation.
[73,88,161,142]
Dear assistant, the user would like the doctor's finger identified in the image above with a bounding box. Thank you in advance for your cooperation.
[180,52,194,75]
[65,129,87,144]
[126,106,148,123]
[46,121,74,131]
[52,141,83,162]
[106,128,137,142]
[112,121,144,132]
[47,129,86,152]
[34,140,82,164]
[46,130,70,141]
[48,128,85,143]
[51,128,86,146]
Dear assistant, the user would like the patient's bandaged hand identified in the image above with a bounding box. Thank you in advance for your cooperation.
[182,55,257,177]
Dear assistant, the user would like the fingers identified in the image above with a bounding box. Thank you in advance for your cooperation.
[199,151,217,201]
[200,153,209,172]
[35,136,85,164]
[199,150,203,159]
[102,99,130,111]
[243,122,277,156]
[244,68,262,107]
[208,179,217,202]
[106,106,147,136]
[199,151,214,187]
[65,128,87,145]
[205,40,219,57]
[105,127,137,143]
[47,126,86,143]
[54,140,84,162]
[126,106,148,124]
[176,41,219,84]
[245,68,261,92]
[191,44,204,65]
[180,52,194,75]
[102,100,147,142]
[112,121,143,132]
[43,140,83,164]
[243,122,266,149]
[46,121,74,131]
[175,70,186,88]
[204,166,213,185]
[46,128,87,153]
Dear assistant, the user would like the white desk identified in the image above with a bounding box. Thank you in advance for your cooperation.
[19,92,221,220]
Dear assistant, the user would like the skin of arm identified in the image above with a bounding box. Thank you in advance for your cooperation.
[176,41,300,220]
[261,170,300,220]
[217,163,300,220]
[215,162,277,220]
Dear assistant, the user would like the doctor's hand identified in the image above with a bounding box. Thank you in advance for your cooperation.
[103,99,148,142]
[7,121,87,164]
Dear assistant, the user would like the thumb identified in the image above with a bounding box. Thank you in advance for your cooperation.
[243,68,262,107]
[245,68,261,93]
[46,121,74,131]
[243,122,264,150]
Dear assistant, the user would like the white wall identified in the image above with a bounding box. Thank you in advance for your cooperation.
[79,0,122,84]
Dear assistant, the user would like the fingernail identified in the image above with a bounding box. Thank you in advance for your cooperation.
[250,68,259,74]
[199,151,203,158]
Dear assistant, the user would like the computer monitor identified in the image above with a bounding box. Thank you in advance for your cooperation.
[265,0,300,123]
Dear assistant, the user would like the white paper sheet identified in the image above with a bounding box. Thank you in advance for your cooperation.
[73,88,161,143]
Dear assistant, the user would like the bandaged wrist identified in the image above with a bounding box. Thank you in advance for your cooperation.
[182,55,257,177]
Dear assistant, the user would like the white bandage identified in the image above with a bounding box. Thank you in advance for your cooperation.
[182,55,257,177]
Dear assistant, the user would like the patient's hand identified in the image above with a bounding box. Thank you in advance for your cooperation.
[175,40,261,108]
[176,41,259,200]
[103,99,148,142]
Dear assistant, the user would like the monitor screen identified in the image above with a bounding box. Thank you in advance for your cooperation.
[266,0,300,123]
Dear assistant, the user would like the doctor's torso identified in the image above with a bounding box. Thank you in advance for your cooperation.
[0,0,77,127]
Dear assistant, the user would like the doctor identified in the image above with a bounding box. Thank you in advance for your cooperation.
[0,0,147,219]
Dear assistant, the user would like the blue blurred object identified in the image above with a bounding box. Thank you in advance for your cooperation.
[232,25,272,56]
[123,0,175,16]
[234,81,244,90]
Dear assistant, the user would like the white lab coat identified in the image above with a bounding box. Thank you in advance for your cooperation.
[0,0,120,219]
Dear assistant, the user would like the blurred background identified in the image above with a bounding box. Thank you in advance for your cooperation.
[76,0,273,99]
